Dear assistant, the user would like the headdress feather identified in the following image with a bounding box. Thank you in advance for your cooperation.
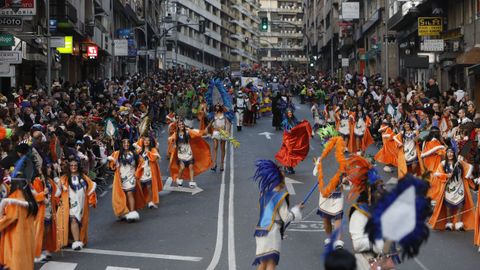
[253,160,283,194]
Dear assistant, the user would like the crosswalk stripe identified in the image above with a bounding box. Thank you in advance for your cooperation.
[40,261,77,270]
[64,248,203,262]
[105,267,140,270]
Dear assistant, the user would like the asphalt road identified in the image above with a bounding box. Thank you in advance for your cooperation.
[37,100,480,270]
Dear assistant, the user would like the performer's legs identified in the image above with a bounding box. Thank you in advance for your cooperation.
[178,162,186,180]
[188,163,194,182]
[323,217,332,234]
[212,139,219,170]
[126,191,135,211]
[446,205,453,230]
[144,183,152,204]
[220,140,226,171]
[355,137,362,154]
[455,205,465,230]
[343,135,349,152]
[70,218,81,242]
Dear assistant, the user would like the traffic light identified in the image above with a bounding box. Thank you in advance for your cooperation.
[54,50,61,62]
[199,20,205,34]
[260,18,268,32]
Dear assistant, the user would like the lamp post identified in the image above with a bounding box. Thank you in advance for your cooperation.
[46,0,51,95]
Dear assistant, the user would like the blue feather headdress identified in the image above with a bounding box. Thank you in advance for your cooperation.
[206,79,235,122]
[365,174,431,260]
[253,160,284,194]
[11,155,27,179]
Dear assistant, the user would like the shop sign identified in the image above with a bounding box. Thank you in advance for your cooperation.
[114,39,128,56]
[0,16,22,30]
[421,39,444,52]
[87,45,98,58]
[0,33,14,46]
[0,0,36,16]
[0,50,21,64]
[418,17,443,36]
[57,36,73,54]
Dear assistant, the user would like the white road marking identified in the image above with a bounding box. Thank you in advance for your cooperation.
[99,190,108,198]
[206,142,228,270]
[414,258,431,270]
[105,267,139,270]
[40,261,77,270]
[284,177,303,195]
[287,221,325,232]
[64,248,202,262]
[258,132,274,139]
[228,139,237,270]
[163,177,204,195]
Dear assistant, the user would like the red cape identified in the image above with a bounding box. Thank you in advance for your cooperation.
[275,120,312,168]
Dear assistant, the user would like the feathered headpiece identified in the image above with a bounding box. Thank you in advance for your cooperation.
[365,174,431,260]
[346,155,381,199]
[253,160,284,194]
[206,78,235,122]
[316,125,340,145]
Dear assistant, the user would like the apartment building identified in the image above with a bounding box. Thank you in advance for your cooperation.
[259,0,307,69]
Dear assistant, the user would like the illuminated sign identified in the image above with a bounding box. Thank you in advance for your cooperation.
[87,45,98,58]
[56,36,73,54]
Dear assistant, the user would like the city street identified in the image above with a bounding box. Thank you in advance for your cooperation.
[36,100,480,270]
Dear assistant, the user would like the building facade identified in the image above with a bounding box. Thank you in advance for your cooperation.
[259,0,307,69]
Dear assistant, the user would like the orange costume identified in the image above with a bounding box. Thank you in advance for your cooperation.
[348,114,374,153]
[420,138,446,198]
[135,139,163,205]
[393,132,424,178]
[109,151,146,218]
[428,160,476,231]
[374,124,398,166]
[0,190,35,270]
[56,175,97,248]
[169,129,212,181]
[475,191,480,248]
[31,177,59,257]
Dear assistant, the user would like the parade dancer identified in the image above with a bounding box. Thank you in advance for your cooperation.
[311,103,325,135]
[475,176,480,252]
[252,160,303,270]
[31,166,60,262]
[211,104,231,172]
[169,120,212,188]
[135,136,163,209]
[57,160,97,250]
[336,105,352,152]
[276,109,312,174]
[349,106,374,155]
[0,175,38,270]
[393,121,424,178]
[429,148,476,231]
[108,138,145,222]
[420,127,446,198]
[374,117,397,173]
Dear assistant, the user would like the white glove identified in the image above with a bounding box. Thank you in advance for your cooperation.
[474,178,480,185]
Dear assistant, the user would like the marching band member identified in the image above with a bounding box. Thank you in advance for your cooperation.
[429,148,475,231]
[135,136,163,209]
[56,160,97,250]
[0,175,38,270]
[374,116,397,173]
[169,120,212,188]
[252,160,303,270]
[211,104,231,172]
[393,121,424,178]
[108,138,145,222]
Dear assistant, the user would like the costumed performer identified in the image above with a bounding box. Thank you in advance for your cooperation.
[374,116,397,173]
[275,109,312,174]
[56,159,97,250]
[211,103,231,172]
[0,172,38,270]
[335,105,353,152]
[420,127,446,198]
[348,106,374,155]
[474,176,480,252]
[108,138,145,222]
[428,148,475,231]
[313,130,347,249]
[234,91,247,131]
[31,165,60,262]
[252,160,303,270]
[346,155,390,270]
[393,121,424,178]
[169,120,212,188]
[134,135,163,209]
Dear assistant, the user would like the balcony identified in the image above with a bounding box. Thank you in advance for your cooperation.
[94,0,110,13]
[51,0,78,24]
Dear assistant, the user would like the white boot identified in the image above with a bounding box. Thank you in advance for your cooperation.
[42,250,52,259]
[189,181,197,188]
[445,222,453,231]
[383,166,393,173]
[72,241,84,251]
[126,211,140,222]
[176,179,183,186]
[34,254,48,263]
[334,240,344,249]
[148,202,158,209]
[455,221,464,231]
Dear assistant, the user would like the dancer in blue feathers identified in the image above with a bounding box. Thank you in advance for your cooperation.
[252,160,303,270]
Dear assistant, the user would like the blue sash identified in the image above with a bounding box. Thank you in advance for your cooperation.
[254,190,289,237]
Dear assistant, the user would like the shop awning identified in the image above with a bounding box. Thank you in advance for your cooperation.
[456,47,480,65]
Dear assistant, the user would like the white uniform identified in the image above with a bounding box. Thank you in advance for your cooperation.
[69,175,86,223]
[235,97,247,127]
[339,112,350,136]
[212,114,227,140]
[354,117,367,137]
[119,153,137,191]
[140,152,152,185]
[349,208,382,270]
